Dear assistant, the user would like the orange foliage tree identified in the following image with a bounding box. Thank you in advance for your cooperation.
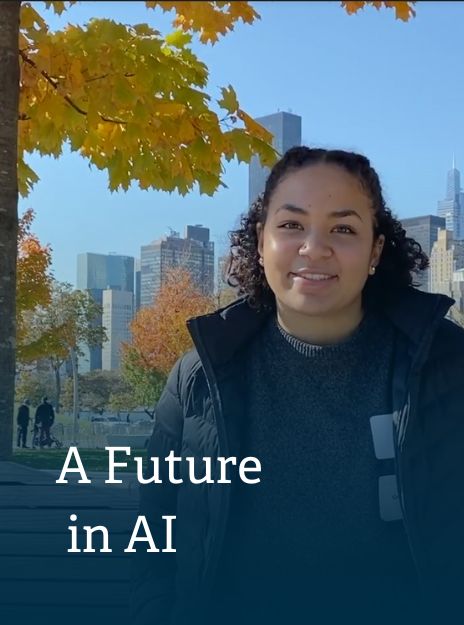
[341,1,416,21]
[16,208,52,358]
[124,267,216,378]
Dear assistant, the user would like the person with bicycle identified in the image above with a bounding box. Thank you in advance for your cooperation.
[34,396,55,448]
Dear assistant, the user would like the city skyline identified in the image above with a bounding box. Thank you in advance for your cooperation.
[76,227,215,372]
[72,154,464,373]
[19,2,464,286]
[437,158,464,240]
[71,158,464,291]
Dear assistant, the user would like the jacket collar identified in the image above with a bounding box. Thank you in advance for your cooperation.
[384,288,453,347]
[187,288,455,369]
[187,297,271,367]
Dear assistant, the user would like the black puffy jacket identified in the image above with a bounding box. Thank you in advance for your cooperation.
[34,401,55,426]
[132,288,464,624]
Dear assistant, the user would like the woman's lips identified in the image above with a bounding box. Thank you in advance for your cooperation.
[290,271,338,280]
[290,272,338,289]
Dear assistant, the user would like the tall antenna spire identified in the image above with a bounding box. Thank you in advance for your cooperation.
[453,152,456,169]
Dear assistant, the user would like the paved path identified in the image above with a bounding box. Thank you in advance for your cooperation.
[0,461,140,625]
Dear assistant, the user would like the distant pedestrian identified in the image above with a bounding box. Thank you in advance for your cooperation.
[16,399,30,448]
[34,396,55,447]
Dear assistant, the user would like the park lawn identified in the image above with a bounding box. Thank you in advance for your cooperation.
[13,448,147,472]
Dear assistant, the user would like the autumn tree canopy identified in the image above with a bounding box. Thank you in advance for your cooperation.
[19,280,105,363]
[124,267,216,378]
[18,1,277,197]
[15,368,56,407]
[19,280,106,414]
[61,370,133,414]
[16,208,53,358]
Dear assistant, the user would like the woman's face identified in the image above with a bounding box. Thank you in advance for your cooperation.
[257,163,385,321]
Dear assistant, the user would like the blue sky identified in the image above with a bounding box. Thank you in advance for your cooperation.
[22,1,464,285]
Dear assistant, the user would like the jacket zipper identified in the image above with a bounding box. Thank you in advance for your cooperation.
[394,379,427,595]
[394,300,447,595]
[186,319,231,591]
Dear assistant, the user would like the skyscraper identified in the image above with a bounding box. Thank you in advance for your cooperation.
[452,268,464,314]
[76,253,135,372]
[135,258,141,313]
[101,289,134,371]
[437,158,464,240]
[77,253,134,293]
[400,215,446,291]
[429,228,464,297]
[140,225,215,308]
[248,111,302,205]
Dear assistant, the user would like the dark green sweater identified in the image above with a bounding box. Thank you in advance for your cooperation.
[214,312,421,624]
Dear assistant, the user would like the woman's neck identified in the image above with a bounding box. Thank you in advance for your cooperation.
[276,302,364,346]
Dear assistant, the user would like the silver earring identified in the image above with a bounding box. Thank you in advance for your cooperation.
[370,265,376,275]
[259,257,264,266]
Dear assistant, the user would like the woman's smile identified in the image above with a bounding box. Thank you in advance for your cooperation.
[290,271,338,291]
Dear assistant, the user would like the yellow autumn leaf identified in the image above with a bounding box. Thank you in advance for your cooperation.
[147,1,260,44]
[385,0,416,20]
[86,100,101,129]
[250,136,279,168]
[177,116,197,143]
[165,29,192,48]
[69,58,83,88]
[341,1,416,21]
[197,170,224,195]
[17,158,40,197]
[20,4,46,30]
[131,22,160,37]
[154,100,187,116]
[224,129,253,163]
[218,85,239,114]
[43,1,77,16]
[342,1,365,14]
[237,109,274,144]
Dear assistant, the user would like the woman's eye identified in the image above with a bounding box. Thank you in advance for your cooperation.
[279,222,302,230]
[332,225,355,234]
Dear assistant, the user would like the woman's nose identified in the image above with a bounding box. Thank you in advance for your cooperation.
[298,232,333,258]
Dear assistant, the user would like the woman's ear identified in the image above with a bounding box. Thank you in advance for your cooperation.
[256,222,264,257]
[371,234,385,267]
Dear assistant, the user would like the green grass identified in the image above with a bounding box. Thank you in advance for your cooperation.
[13,448,147,472]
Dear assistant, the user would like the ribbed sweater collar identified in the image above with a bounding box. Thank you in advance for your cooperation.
[274,313,376,358]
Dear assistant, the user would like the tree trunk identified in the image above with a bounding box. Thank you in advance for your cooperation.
[0,1,20,460]
[54,362,61,414]
[70,347,79,445]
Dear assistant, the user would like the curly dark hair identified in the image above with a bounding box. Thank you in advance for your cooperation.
[227,146,428,311]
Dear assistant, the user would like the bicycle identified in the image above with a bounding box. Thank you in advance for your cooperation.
[31,424,63,449]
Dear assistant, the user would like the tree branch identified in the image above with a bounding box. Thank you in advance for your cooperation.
[85,72,135,83]
[19,50,128,124]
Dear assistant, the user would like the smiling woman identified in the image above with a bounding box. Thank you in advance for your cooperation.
[255,162,385,344]
[133,146,464,625]
[230,147,427,327]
